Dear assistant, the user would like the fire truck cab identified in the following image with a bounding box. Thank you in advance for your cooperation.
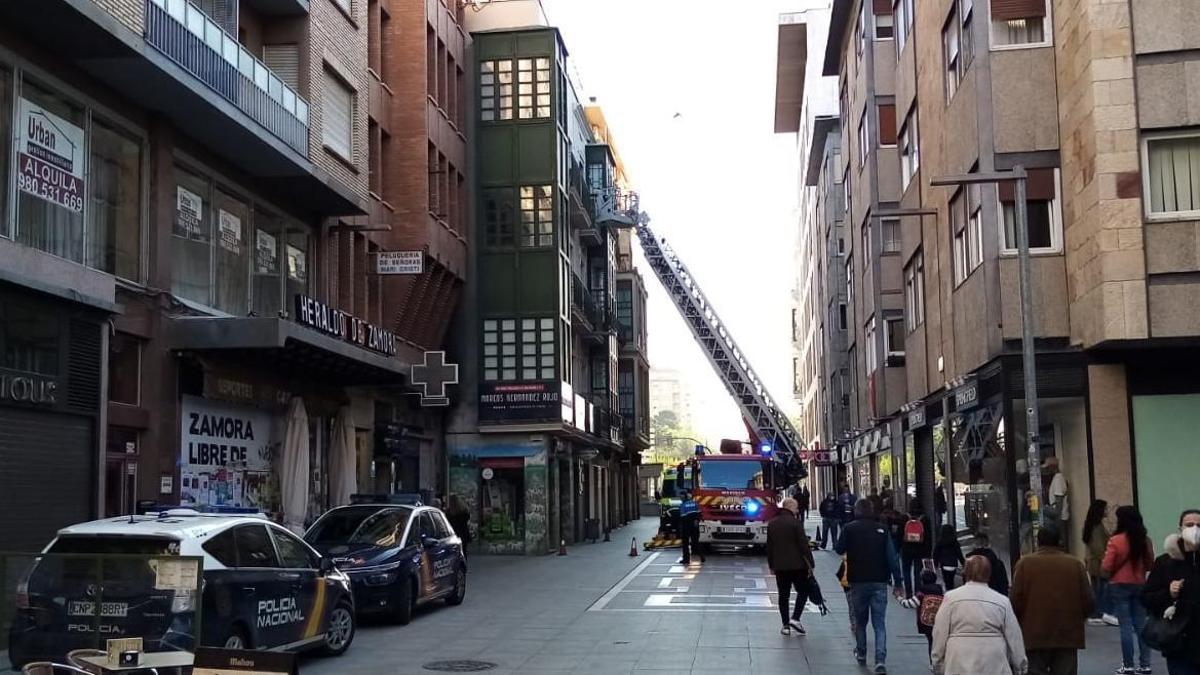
[678,444,783,548]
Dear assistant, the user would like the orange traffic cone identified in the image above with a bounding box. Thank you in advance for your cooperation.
[628,537,638,557]
[558,539,567,556]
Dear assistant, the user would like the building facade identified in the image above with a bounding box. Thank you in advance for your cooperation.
[785,0,1200,562]
[448,2,650,555]
[0,0,471,550]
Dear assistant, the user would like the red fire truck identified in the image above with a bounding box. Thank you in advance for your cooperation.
[676,441,783,548]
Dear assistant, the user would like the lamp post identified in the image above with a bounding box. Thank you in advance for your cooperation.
[930,166,1044,528]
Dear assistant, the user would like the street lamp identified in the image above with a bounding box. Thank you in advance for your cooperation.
[929,166,1044,528]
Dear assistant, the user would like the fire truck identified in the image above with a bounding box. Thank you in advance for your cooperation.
[685,444,783,548]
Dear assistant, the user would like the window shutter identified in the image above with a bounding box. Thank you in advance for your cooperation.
[873,0,893,14]
[263,44,300,90]
[998,168,1056,201]
[878,105,897,145]
[990,0,1046,21]
[322,70,353,159]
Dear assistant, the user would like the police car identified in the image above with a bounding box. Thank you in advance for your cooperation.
[7,510,356,668]
[304,498,466,624]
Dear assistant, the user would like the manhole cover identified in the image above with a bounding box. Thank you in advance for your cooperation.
[422,660,498,672]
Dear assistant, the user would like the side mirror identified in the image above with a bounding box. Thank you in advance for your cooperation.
[319,556,335,575]
[421,536,439,549]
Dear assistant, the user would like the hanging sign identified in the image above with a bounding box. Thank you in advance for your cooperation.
[376,251,424,275]
[218,210,242,253]
[294,295,398,357]
[17,98,85,213]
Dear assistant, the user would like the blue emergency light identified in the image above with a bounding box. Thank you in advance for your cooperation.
[743,499,761,515]
[759,441,773,457]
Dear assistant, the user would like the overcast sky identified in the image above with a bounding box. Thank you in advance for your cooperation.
[546,0,825,446]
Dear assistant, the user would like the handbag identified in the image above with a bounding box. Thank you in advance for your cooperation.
[1142,603,1188,654]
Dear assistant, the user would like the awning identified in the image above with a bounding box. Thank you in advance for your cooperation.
[167,316,411,386]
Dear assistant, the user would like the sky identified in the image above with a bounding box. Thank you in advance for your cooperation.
[546,0,824,447]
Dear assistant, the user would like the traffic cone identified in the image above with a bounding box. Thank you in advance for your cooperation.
[604,528,611,542]
[628,537,638,557]
[558,539,567,556]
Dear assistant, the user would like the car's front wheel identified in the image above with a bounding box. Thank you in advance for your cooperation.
[222,624,250,650]
[322,603,355,656]
[446,567,466,606]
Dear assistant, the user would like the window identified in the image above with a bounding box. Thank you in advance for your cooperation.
[1144,134,1200,219]
[172,165,211,305]
[951,185,983,284]
[322,69,354,160]
[837,237,846,256]
[234,525,279,568]
[882,218,901,252]
[108,332,140,405]
[899,107,920,189]
[873,0,894,39]
[838,303,848,330]
[285,227,309,304]
[0,66,9,238]
[845,255,855,310]
[905,251,925,331]
[865,315,878,373]
[895,0,914,55]
[203,529,238,567]
[516,58,551,119]
[1000,168,1060,252]
[878,104,897,147]
[519,185,553,248]
[89,118,142,281]
[861,220,872,261]
[856,4,867,59]
[214,189,250,315]
[482,317,555,382]
[943,8,961,100]
[990,0,1048,47]
[857,110,868,167]
[271,528,315,569]
[885,316,905,357]
[252,206,283,317]
[480,60,513,121]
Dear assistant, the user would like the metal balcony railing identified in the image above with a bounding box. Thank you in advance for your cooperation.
[146,0,310,155]
[592,187,640,226]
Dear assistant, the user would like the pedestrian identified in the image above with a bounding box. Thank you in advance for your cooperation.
[767,497,815,636]
[835,498,905,674]
[838,484,858,527]
[677,489,704,565]
[1142,509,1200,675]
[1043,457,1070,535]
[902,497,934,599]
[934,524,965,590]
[1010,526,1095,675]
[798,484,811,522]
[446,495,472,552]
[819,492,840,549]
[931,554,1028,675]
[868,487,885,517]
[1082,498,1119,626]
[916,569,945,662]
[1104,505,1157,674]
[967,532,1010,596]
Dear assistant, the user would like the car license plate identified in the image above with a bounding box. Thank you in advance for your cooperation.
[68,600,128,618]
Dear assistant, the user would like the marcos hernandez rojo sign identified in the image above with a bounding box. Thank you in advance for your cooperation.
[17,98,85,213]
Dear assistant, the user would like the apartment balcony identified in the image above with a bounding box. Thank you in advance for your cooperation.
[0,0,364,215]
[591,400,623,446]
[569,165,602,247]
[622,411,651,451]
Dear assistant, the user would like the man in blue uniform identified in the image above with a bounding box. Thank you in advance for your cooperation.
[678,490,704,564]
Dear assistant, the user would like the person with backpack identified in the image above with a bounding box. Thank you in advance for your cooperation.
[819,493,841,549]
[902,497,934,599]
[967,532,1010,596]
[915,569,945,662]
[934,524,966,591]
[1142,509,1200,675]
[1011,526,1095,675]
[835,499,905,674]
[1104,505,1157,674]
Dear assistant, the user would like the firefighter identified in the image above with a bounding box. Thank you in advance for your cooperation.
[678,489,705,564]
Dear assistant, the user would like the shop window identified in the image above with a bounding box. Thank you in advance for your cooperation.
[15,79,87,265]
[479,60,513,121]
[214,189,250,315]
[990,0,1049,48]
[0,299,60,376]
[519,185,553,248]
[516,58,551,119]
[1000,167,1060,252]
[949,402,1010,564]
[172,165,212,305]
[1143,134,1200,219]
[286,226,310,305]
[252,207,283,318]
[480,464,525,543]
[108,332,140,405]
[89,118,142,281]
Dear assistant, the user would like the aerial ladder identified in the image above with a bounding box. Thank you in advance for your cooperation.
[596,189,808,482]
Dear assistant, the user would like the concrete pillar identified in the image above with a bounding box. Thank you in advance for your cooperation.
[549,452,560,550]
[1088,364,1135,507]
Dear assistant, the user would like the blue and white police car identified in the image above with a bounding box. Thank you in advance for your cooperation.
[7,510,356,668]
[304,497,466,625]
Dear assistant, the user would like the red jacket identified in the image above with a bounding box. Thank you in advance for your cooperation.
[1102,532,1155,584]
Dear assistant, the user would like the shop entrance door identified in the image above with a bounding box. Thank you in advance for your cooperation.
[104,456,137,517]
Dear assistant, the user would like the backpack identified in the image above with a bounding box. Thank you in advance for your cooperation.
[904,518,925,544]
[918,593,943,628]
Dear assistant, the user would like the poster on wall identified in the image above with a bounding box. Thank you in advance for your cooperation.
[16,97,86,213]
[179,395,276,510]
[255,230,277,273]
[176,186,204,239]
[479,381,560,423]
[218,210,242,253]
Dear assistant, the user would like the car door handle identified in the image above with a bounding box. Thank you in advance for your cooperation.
[277,572,301,581]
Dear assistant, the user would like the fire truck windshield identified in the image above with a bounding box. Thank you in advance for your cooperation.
[698,460,767,490]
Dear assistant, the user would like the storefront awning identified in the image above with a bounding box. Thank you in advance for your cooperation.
[167,317,411,386]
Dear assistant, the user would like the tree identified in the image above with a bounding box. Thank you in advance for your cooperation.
[649,409,701,461]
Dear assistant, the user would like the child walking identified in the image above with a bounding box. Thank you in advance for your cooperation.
[915,569,945,662]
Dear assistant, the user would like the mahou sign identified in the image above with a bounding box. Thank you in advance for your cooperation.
[17,98,85,213]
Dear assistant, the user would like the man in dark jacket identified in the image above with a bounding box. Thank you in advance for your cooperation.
[819,493,840,549]
[966,532,1010,596]
[835,499,905,674]
[1010,527,1094,675]
[767,497,815,636]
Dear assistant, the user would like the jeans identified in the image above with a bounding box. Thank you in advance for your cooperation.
[1110,582,1151,668]
[1089,575,1110,618]
[775,569,811,627]
[1167,657,1200,675]
[821,517,840,548]
[848,582,889,666]
[1028,648,1078,675]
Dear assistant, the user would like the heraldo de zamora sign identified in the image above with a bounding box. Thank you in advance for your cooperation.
[294,295,398,357]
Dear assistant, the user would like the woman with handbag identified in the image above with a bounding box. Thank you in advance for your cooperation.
[1142,509,1200,675]
[1104,505,1157,674]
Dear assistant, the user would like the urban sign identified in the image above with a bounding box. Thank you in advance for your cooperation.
[294,295,398,357]
[376,251,424,275]
[479,381,560,423]
[17,97,85,213]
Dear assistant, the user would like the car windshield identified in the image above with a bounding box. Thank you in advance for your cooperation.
[698,460,767,490]
[48,536,176,555]
[307,508,413,547]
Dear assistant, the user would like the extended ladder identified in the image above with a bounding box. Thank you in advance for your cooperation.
[632,219,808,478]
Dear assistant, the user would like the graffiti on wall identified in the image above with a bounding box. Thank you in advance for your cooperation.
[524,449,548,555]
